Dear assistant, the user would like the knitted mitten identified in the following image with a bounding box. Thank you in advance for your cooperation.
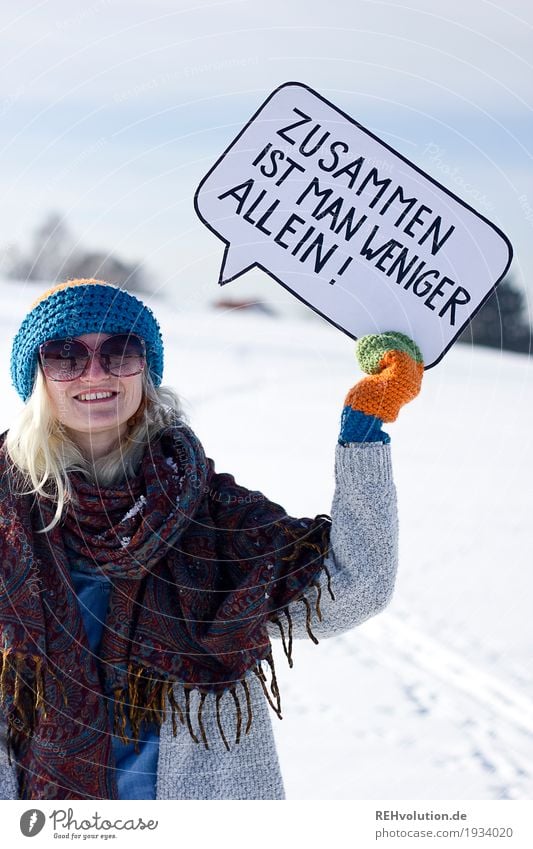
[338,331,424,445]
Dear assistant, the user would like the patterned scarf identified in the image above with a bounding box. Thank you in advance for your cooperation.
[0,419,333,800]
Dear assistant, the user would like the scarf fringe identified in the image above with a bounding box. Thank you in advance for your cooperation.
[280,512,333,568]
[0,647,69,767]
[111,649,281,753]
[268,511,334,663]
[270,558,335,666]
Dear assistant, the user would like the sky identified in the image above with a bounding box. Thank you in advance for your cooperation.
[0,0,532,312]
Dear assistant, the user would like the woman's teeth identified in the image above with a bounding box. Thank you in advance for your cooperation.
[75,391,116,402]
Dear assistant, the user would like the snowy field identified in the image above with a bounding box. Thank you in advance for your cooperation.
[0,280,532,801]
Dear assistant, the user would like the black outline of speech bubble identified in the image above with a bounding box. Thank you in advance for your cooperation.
[194,81,513,369]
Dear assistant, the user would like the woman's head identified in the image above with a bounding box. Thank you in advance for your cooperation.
[6,278,187,530]
[10,278,165,403]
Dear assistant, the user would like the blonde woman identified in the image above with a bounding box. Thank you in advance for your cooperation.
[0,279,423,800]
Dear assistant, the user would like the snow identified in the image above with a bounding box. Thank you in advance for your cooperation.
[121,494,147,523]
[1,278,532,800]
[165,456,179,474]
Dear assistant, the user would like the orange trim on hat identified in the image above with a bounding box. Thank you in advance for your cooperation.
[30,278,112,309]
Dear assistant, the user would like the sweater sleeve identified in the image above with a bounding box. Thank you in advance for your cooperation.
[267,441,398,641]
[0,715,18,799]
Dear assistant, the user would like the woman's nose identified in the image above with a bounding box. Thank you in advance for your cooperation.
[80,353,109,381]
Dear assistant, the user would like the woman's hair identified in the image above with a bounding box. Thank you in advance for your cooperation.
[5,365,189,533]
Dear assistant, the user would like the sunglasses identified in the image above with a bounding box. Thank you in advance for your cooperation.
[39,333,146,382]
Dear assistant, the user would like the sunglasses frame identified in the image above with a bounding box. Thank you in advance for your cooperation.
[38,333,147,382]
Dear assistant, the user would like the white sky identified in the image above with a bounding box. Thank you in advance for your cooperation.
[0,0,531,310]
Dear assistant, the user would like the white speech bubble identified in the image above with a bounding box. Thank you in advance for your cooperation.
[195,82,513,368]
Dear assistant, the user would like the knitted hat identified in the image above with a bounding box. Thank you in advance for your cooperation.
[10,279,164,401]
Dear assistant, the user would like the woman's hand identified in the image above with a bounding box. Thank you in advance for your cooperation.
[338,331,424,445]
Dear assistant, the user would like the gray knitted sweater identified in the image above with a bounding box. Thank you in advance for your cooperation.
[0,441,398,800]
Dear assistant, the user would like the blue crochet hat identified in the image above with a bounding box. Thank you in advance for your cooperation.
[11,279,164,402]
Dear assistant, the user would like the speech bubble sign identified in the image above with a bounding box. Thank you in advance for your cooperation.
[195,82,513,368]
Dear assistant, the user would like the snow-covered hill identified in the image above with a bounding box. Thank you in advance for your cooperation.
[1,279,532,800]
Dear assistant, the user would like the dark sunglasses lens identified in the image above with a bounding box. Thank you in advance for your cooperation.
[99,335,145,376]
[40,339,89,380]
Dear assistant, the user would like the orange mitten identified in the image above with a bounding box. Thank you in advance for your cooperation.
[344,332,424,423]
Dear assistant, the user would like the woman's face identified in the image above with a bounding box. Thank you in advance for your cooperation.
[43,332,144,443]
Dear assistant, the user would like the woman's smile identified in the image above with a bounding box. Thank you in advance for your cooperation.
[73,389,119,404]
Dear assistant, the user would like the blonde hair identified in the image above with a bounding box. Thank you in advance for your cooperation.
[5,365,189,533]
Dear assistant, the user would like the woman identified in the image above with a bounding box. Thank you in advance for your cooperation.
[0,278,423,800]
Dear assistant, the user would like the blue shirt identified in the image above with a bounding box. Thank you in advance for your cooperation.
[69,570,160,799]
